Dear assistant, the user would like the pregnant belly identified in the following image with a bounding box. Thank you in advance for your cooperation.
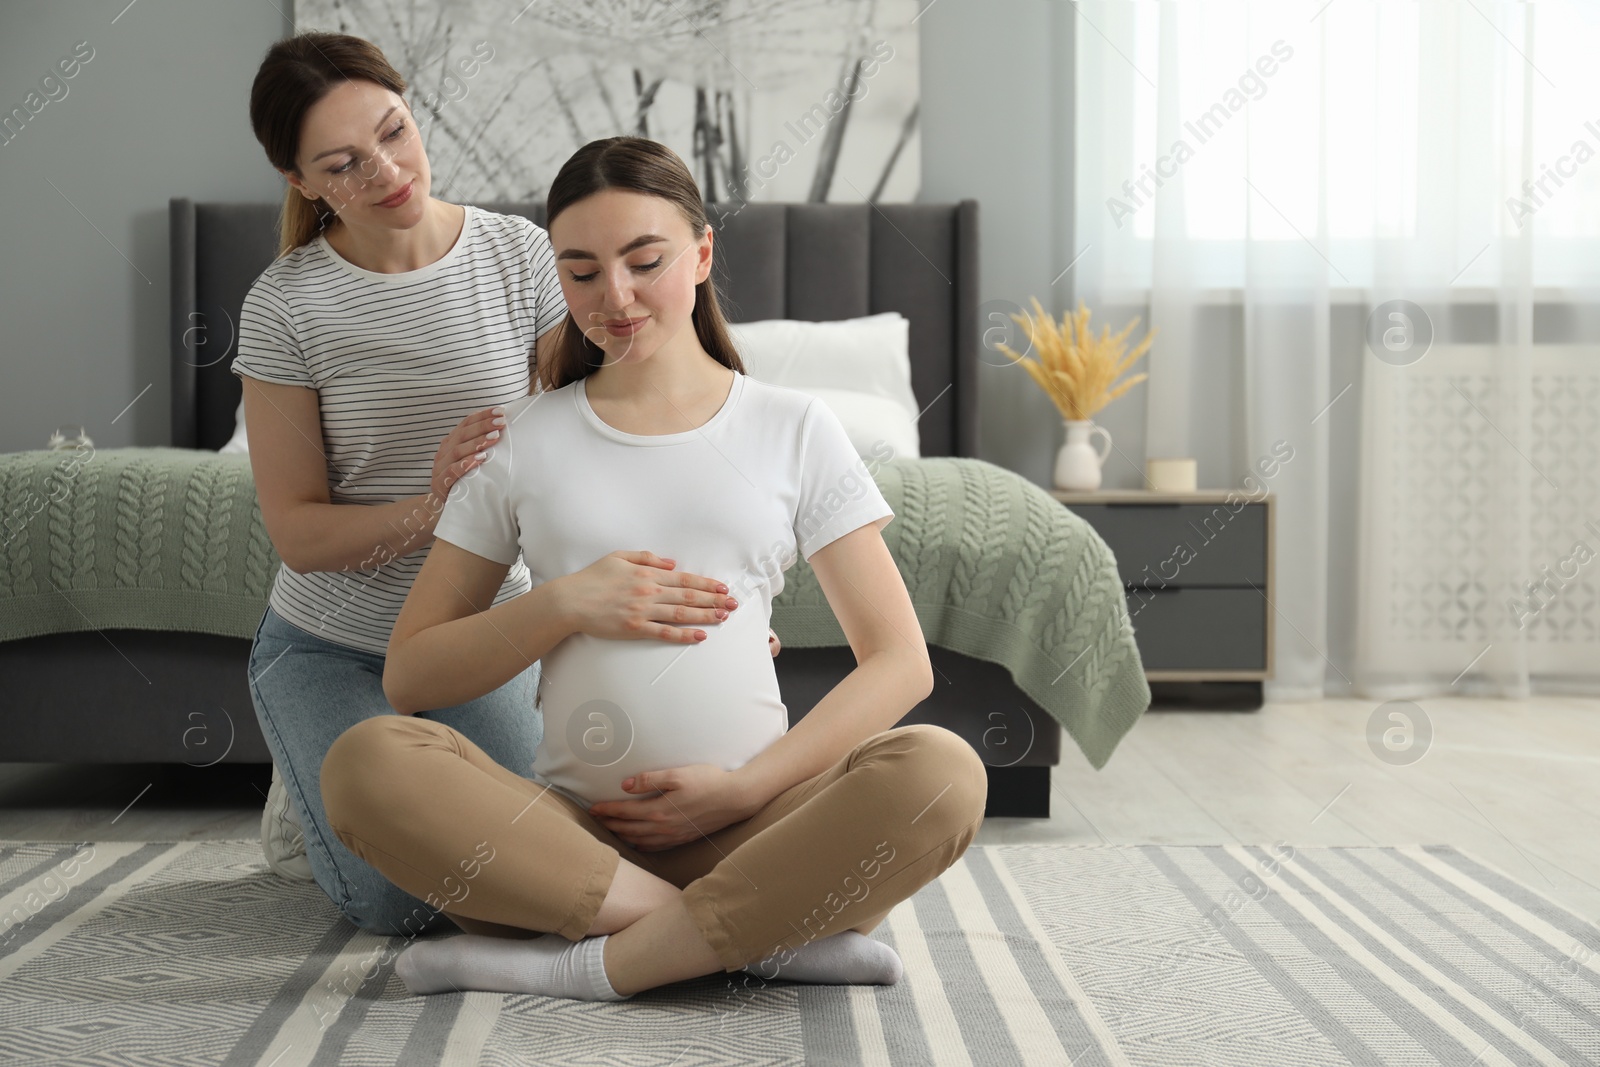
[531,605,788,805]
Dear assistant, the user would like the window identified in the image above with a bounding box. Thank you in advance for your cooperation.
[1079,2,1600,287]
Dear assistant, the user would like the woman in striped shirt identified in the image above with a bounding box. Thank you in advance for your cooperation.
[234,32,780,939]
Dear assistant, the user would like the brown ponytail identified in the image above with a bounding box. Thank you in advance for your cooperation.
[539,137,745,392]
[249,32,408,257]
[276,185,339,255]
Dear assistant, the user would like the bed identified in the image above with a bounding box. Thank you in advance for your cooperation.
[0,198,1151,818]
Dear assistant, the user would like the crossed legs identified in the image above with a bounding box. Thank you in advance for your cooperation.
[321,715,987,998]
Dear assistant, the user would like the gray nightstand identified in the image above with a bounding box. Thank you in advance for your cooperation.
[1049,490,1275,710]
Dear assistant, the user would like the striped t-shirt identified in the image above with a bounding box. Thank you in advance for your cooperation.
[230,204,566,655]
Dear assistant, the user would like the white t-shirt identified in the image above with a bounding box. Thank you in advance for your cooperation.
[432,370,895,805]
[230,205,567,654]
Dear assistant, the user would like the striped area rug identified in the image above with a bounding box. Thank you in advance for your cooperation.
[1,842,1595,1066]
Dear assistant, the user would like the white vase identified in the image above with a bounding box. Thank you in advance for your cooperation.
[1054,419,1112,491]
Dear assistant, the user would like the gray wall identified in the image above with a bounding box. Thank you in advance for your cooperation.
[919,0,1074,486]
[0,0,293,454]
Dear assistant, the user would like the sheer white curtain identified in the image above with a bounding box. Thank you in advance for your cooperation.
[1074,1,1600,701]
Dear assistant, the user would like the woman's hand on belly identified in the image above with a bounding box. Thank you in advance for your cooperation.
[558,550,740,645]
[586,763,762,851]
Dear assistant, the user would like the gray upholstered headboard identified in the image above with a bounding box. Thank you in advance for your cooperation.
[170,199,979,456]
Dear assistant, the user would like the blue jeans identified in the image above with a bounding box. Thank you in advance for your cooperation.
[245,604,542,935]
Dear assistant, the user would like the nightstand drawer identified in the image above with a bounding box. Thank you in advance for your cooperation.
[1068,503,1267,587]
[1124,587,1267,671]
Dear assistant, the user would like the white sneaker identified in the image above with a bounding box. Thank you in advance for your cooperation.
[261,762,315,882]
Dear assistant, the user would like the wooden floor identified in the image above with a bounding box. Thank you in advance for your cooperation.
[2,697,1596,920]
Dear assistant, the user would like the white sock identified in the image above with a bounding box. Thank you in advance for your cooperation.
[744,931,903,985]
[393,933,628,1001]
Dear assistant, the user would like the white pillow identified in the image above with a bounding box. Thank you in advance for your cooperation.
[727,312,922,459]
[790,386,919,464]
[218,398,249,454]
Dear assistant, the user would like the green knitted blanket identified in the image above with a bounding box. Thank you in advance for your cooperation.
[0,447,1149,768]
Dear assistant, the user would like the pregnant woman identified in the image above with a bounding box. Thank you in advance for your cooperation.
[319,136,988,1001]
[234,33,778,936]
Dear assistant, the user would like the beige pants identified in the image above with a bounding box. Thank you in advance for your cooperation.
[321,716,987,972]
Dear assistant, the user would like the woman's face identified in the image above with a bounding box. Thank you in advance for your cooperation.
[549,188,712,367]
[286,79,430,230]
